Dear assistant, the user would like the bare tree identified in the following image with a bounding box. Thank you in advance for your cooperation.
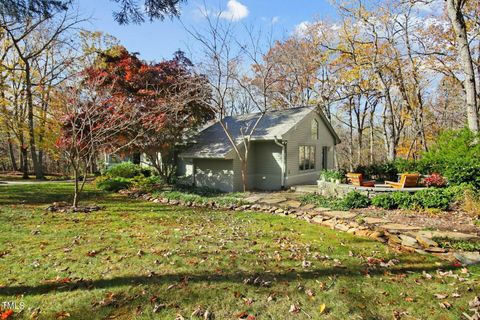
[185,9,277,191]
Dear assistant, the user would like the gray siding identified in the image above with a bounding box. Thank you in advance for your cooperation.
[194,159,234,192]
[248,141,282,190]
[282,112,335,187]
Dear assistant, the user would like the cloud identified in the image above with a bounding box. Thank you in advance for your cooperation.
[220,0,249,21]
[271,16,280,24]
[294,21,311,36]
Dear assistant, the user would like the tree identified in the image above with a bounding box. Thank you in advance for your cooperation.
[1,8,83,178]
[84,46,213,181]
[0,0,186,24]
[187,11,280,191]
[445,0,479,133]
[55,74,140,208]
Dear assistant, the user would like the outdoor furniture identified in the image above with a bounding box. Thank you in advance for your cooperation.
[385,173,420,189]
[346,173,375,187]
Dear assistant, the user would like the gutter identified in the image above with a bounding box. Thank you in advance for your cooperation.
[274,136,286,189]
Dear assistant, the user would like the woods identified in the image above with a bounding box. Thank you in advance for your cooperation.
[0,0,479,182]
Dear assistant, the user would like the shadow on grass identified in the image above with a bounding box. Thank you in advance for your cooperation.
[0,183,116,206]
[0,262,457,297]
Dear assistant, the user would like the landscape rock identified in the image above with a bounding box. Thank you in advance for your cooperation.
[282,200,302,208]
[415,230,480,242]
[387,235,403,245]
[424,247,447,253]
[453,252,480,266]
[334,224,350,232]
[323,211,357,220]
[416,235,438,248]
[262,197,287,205]
[364,217,390,224]
[399,235,419,248]
[380,223,422,232]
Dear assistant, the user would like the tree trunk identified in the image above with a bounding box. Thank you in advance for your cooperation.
[348,98,354,171]
[446,0,479,133]
[357,129,363,167]
[241,159,248,192]
[20,146,29,179]
[377,73,397,161]
[369,109,375,165]
[25,63,44,179]
[7,137,18,171]
[73,165,79,208]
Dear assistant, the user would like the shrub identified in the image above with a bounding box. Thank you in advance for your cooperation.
[444,160,480,189]
[424,173,447,188]
[333,191,370,210]
[422,129,480,188]
[105,162,142,179]
[354,162,398,180]
[96,177,132,192]
[461,189,480,217]
[299,193,333,208]
[391,192,415,209]
[435,238,480,252]
[320,169,345,182]
[412,188,451,210]
[371,194,396,209]
[154,190,246,207]
[132,175,164,192]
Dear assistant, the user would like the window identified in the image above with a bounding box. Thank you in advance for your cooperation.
[299,146,316,171]
[322,146,328,169]
[311,119,318,140]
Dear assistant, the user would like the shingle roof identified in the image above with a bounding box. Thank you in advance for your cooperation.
[179,106,339,159]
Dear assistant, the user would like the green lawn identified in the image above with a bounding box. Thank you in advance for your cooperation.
[0,183,478,319]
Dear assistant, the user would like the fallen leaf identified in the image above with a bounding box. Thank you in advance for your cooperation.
[55,311,70,319]
[319,303,326,314]
[289,304,300,314]
[153,304,166,313]
[434,294,448,299]
[305,289,315,298]
[1,309,14,320]
[86,250,99,257]
[439,301,452,309]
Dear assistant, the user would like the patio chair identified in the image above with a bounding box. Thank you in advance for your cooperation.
[385,173,420,189]
[346,173,375,187]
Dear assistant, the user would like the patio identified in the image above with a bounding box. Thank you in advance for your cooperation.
[291,180,427,199]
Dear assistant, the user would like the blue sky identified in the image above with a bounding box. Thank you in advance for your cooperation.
[78,0,338,62]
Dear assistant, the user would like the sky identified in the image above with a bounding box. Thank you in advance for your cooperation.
[78,0,339,62]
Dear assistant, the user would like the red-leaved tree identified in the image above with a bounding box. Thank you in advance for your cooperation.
[84,47,213,181]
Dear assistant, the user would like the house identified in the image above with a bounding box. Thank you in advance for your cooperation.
[178,106,340,192]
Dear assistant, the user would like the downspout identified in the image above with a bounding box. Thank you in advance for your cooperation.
[274,136,286,189]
